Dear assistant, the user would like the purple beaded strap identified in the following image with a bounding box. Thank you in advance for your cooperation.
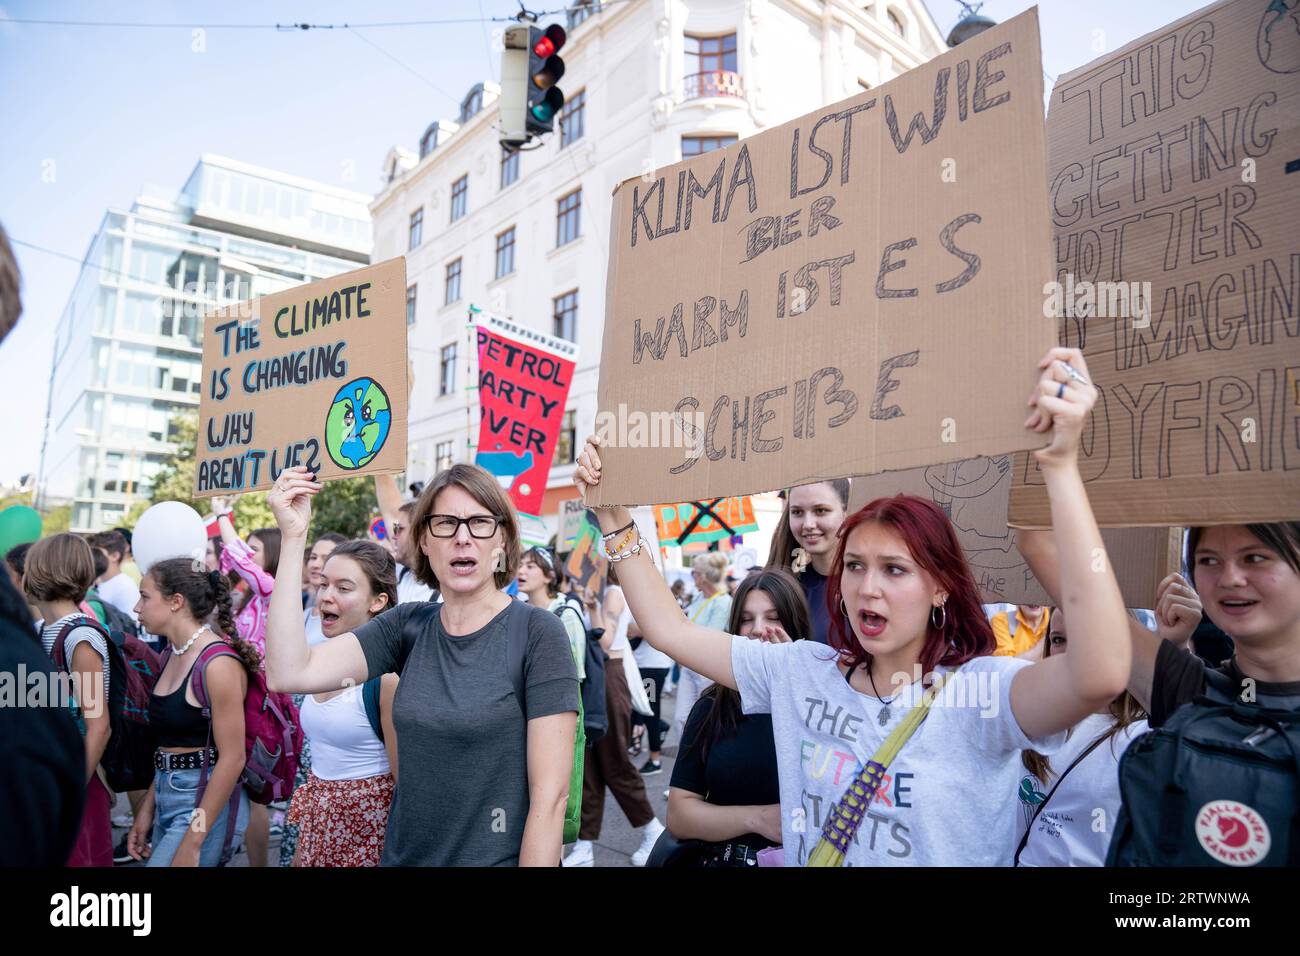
[817,759,887,855]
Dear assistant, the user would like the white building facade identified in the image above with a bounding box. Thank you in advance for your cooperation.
[39,155,373,532]
[371,0,945,541]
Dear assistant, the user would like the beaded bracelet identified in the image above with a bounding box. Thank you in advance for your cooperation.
[601,521,635,543]
[605,524,638,555]
[604,536,649,563]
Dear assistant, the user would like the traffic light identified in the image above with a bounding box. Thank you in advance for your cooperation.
[526,24,566,136]
[499,22,566,149]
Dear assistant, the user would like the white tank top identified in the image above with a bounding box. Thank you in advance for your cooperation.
[604,585,634,657]
[299,685,391,781]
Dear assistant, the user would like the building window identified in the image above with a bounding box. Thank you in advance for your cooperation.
[406,284,418,326]
[419,123,441,159]
[445,258,462,305]
[567,0,600,29]
[450,174,468,222]
[435,440,454,472]
[409,208,424,249]
[553,289,578,342]
[500,147,519,188]
[555,410,578,466]
[459,85,484,123]
[495,227,517,280]
[888,8,906,38]
[439,344,457,397]
[561,89,586,148]
[685,33,742,98]
[556,189,582,247]
[681,134,738,158]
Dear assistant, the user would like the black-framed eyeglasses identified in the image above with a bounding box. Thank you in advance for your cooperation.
[425,514,501,539]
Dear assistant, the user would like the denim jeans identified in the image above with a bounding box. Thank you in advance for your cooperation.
[148,767,249,867]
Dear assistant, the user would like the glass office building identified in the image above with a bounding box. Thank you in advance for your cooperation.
[39,155,372,531]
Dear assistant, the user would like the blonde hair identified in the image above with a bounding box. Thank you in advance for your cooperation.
[691,551,730,585]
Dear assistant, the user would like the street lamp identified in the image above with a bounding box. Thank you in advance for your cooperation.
[947,2,997,47]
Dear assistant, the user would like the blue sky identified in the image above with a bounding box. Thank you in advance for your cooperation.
[0,0,1205,487]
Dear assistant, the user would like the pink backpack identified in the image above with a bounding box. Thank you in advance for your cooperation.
[160,640,303,861]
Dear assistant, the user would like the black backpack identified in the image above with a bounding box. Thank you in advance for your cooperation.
[556,602,608,743]
[49,616,160,792]
[1108,669,1300,867]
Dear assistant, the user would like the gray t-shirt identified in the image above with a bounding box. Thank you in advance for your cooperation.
[731,636,1065,866]
[356,599,579,866]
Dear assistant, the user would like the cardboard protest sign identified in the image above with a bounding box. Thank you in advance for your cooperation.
[588,10,1054,507]
[849,455,1182,607]
[558,498,587,552]
[1010,0,1300,527]
[475,313,577,517]
[194,258,408,497]
[653,497,759,546]
[564,511,608,598]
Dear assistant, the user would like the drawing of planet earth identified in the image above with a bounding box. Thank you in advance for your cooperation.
[325,377,392,470]
[1258,0,1300,74]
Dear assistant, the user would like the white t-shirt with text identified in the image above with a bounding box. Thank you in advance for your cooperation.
[731,637,1065,867]
[1015,713,1149,867]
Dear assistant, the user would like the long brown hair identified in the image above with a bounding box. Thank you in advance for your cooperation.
[1021,608,1147,783]
[765,479,851,573]
[686,569,811,764]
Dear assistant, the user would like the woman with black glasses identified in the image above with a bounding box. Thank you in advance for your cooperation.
[265,463,579,866]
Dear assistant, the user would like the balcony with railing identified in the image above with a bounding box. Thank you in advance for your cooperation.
[683,70,745,100]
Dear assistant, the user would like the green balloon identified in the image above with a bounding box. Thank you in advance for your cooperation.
[0,505,43,555]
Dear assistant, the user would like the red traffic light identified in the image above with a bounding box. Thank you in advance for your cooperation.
[533,24,566,58]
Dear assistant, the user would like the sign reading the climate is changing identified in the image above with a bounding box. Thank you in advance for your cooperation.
[194,258,409,496]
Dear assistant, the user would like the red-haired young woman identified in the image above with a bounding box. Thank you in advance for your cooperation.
[576,348,1131,866]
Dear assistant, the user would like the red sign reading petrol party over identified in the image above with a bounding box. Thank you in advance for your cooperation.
[475,313,578,517]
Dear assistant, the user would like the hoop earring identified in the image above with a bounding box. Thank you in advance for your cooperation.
[839,598,848,618]
[931,602,947,630]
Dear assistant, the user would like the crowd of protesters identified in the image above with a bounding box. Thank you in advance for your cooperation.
[1,225,1296,869]
[4,348,1296,870]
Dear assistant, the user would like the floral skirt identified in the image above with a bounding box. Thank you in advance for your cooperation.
[286,771,394,867]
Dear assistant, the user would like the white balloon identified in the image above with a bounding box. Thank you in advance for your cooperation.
[132,501,209,575]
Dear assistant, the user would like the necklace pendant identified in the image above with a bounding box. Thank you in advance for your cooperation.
[878,706,891,726]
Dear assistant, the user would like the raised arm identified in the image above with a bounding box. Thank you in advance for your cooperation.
[1015,529,1199,713]
[575,437,736,689]
[214,501,275,598]
[1008,349,1131,738]
[264,467,369,695]
[374,475,403,537]
[210,496,241,549]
